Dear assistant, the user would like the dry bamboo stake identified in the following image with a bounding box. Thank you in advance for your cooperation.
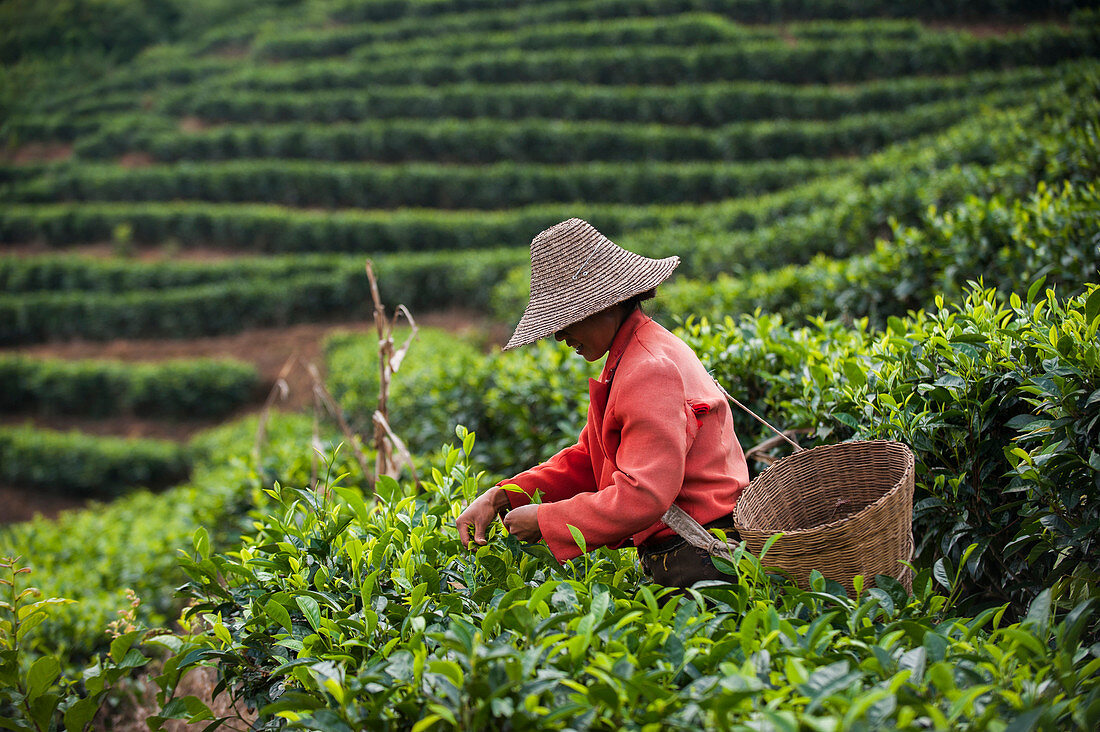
[364,260,418,481]
[373,409,420,488]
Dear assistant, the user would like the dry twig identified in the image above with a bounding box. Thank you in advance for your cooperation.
[365,260,419,483]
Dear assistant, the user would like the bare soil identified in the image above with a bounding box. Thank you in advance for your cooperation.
[0,483,90,523]
[117,151,156,168]
[4,142,74,164]
[178,116,211,133]
[97,666,257,732]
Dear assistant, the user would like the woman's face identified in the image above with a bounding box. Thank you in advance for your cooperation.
[554,306,628,362]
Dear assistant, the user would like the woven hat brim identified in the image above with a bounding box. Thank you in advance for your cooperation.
[503,255,679,350]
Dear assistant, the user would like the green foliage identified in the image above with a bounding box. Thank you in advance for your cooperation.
[60,17,1095,100]
[655,63,1100,323]
[0,355,259,419]
[0,557,154,732]
[0,0,175,63]
[259,14,926,62]
[0,249,525,344]
[324,328,487,460]
[0,413,364,671]
[0,200,600,253]
[322,0,1086,26]
[149,67,1048,126]
[5,157,856,209]
[474,341,596,473]
[322,29,1098,86]
[326,333,594,476]
[1,70,1074,267]
[2,3,1098,727]
[0,252,346,293]
[660,177,1100,326]
[682,284,1100,616]
[70,88,1027,164]
[867,180,1100,316]
[151,433,1100,730]
[488,265,529,324]
[0,0,297,63]
[0,425,189,497]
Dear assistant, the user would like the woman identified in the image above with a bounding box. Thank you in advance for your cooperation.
[456,218,749,587]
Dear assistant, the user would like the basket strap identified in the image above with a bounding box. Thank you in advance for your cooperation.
[660,503,737,562]
[658,379,802,562]
[712,377,803,453]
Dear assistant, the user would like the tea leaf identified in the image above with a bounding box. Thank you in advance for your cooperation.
[296,596,321,632]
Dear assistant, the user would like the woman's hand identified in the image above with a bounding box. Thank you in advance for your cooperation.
[503,504,542,543]
[456,486,509,549]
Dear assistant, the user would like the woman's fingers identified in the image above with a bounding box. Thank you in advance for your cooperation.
[503,504,541,543]
[457,516,473,548]
[456,493,496,549]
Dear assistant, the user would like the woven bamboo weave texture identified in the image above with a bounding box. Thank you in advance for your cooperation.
[734,439,915,595]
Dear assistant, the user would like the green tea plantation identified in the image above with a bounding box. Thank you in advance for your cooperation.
[1,0,1098,729]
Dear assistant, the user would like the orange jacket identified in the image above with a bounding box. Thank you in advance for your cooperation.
[503,309,749,562]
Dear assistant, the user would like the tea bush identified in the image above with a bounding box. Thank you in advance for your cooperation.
[324,327,488,458]
[7,157,855,209]
[69,22,1096,97]
[0,251,347,293]
[265,15,925,62]
[658,176,1100,327]
[0,425,190,497]
[0,248,526,344]
[0,557,156,732]
[149,431,1100,730]
[653,61,1100,322]
[4,74,1069,261]
[71,90,1024,164]
[325,330,594,476]
[683,283,1100,617]
[0,354,259,419]
[155,66,1045,126]
[324,31,1096,87]
[0,413,367,672]
[323,0,1084,26]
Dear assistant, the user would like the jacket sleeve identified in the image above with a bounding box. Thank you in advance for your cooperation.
[537,355,697,562]
[499,421,598,509]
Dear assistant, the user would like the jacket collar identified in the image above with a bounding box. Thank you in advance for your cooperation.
[601,308,650,381]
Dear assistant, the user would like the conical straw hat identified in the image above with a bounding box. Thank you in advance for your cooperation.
[504,218,679,351]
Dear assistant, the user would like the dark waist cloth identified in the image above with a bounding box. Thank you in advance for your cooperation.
[638,513,739,556]
[637,514,740,589]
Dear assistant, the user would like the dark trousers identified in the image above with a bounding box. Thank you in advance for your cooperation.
[637,516,740,588]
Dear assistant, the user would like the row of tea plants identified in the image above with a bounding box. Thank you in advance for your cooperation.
[8,279,1096,729]
[136,426,1100,730]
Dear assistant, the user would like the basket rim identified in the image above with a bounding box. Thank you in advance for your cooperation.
[734,439,915,538]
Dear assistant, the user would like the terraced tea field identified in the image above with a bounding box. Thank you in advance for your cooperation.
[2,3,1100,729]
[1,1,1097,512]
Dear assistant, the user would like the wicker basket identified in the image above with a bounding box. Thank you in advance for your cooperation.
[733,440,915,595]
